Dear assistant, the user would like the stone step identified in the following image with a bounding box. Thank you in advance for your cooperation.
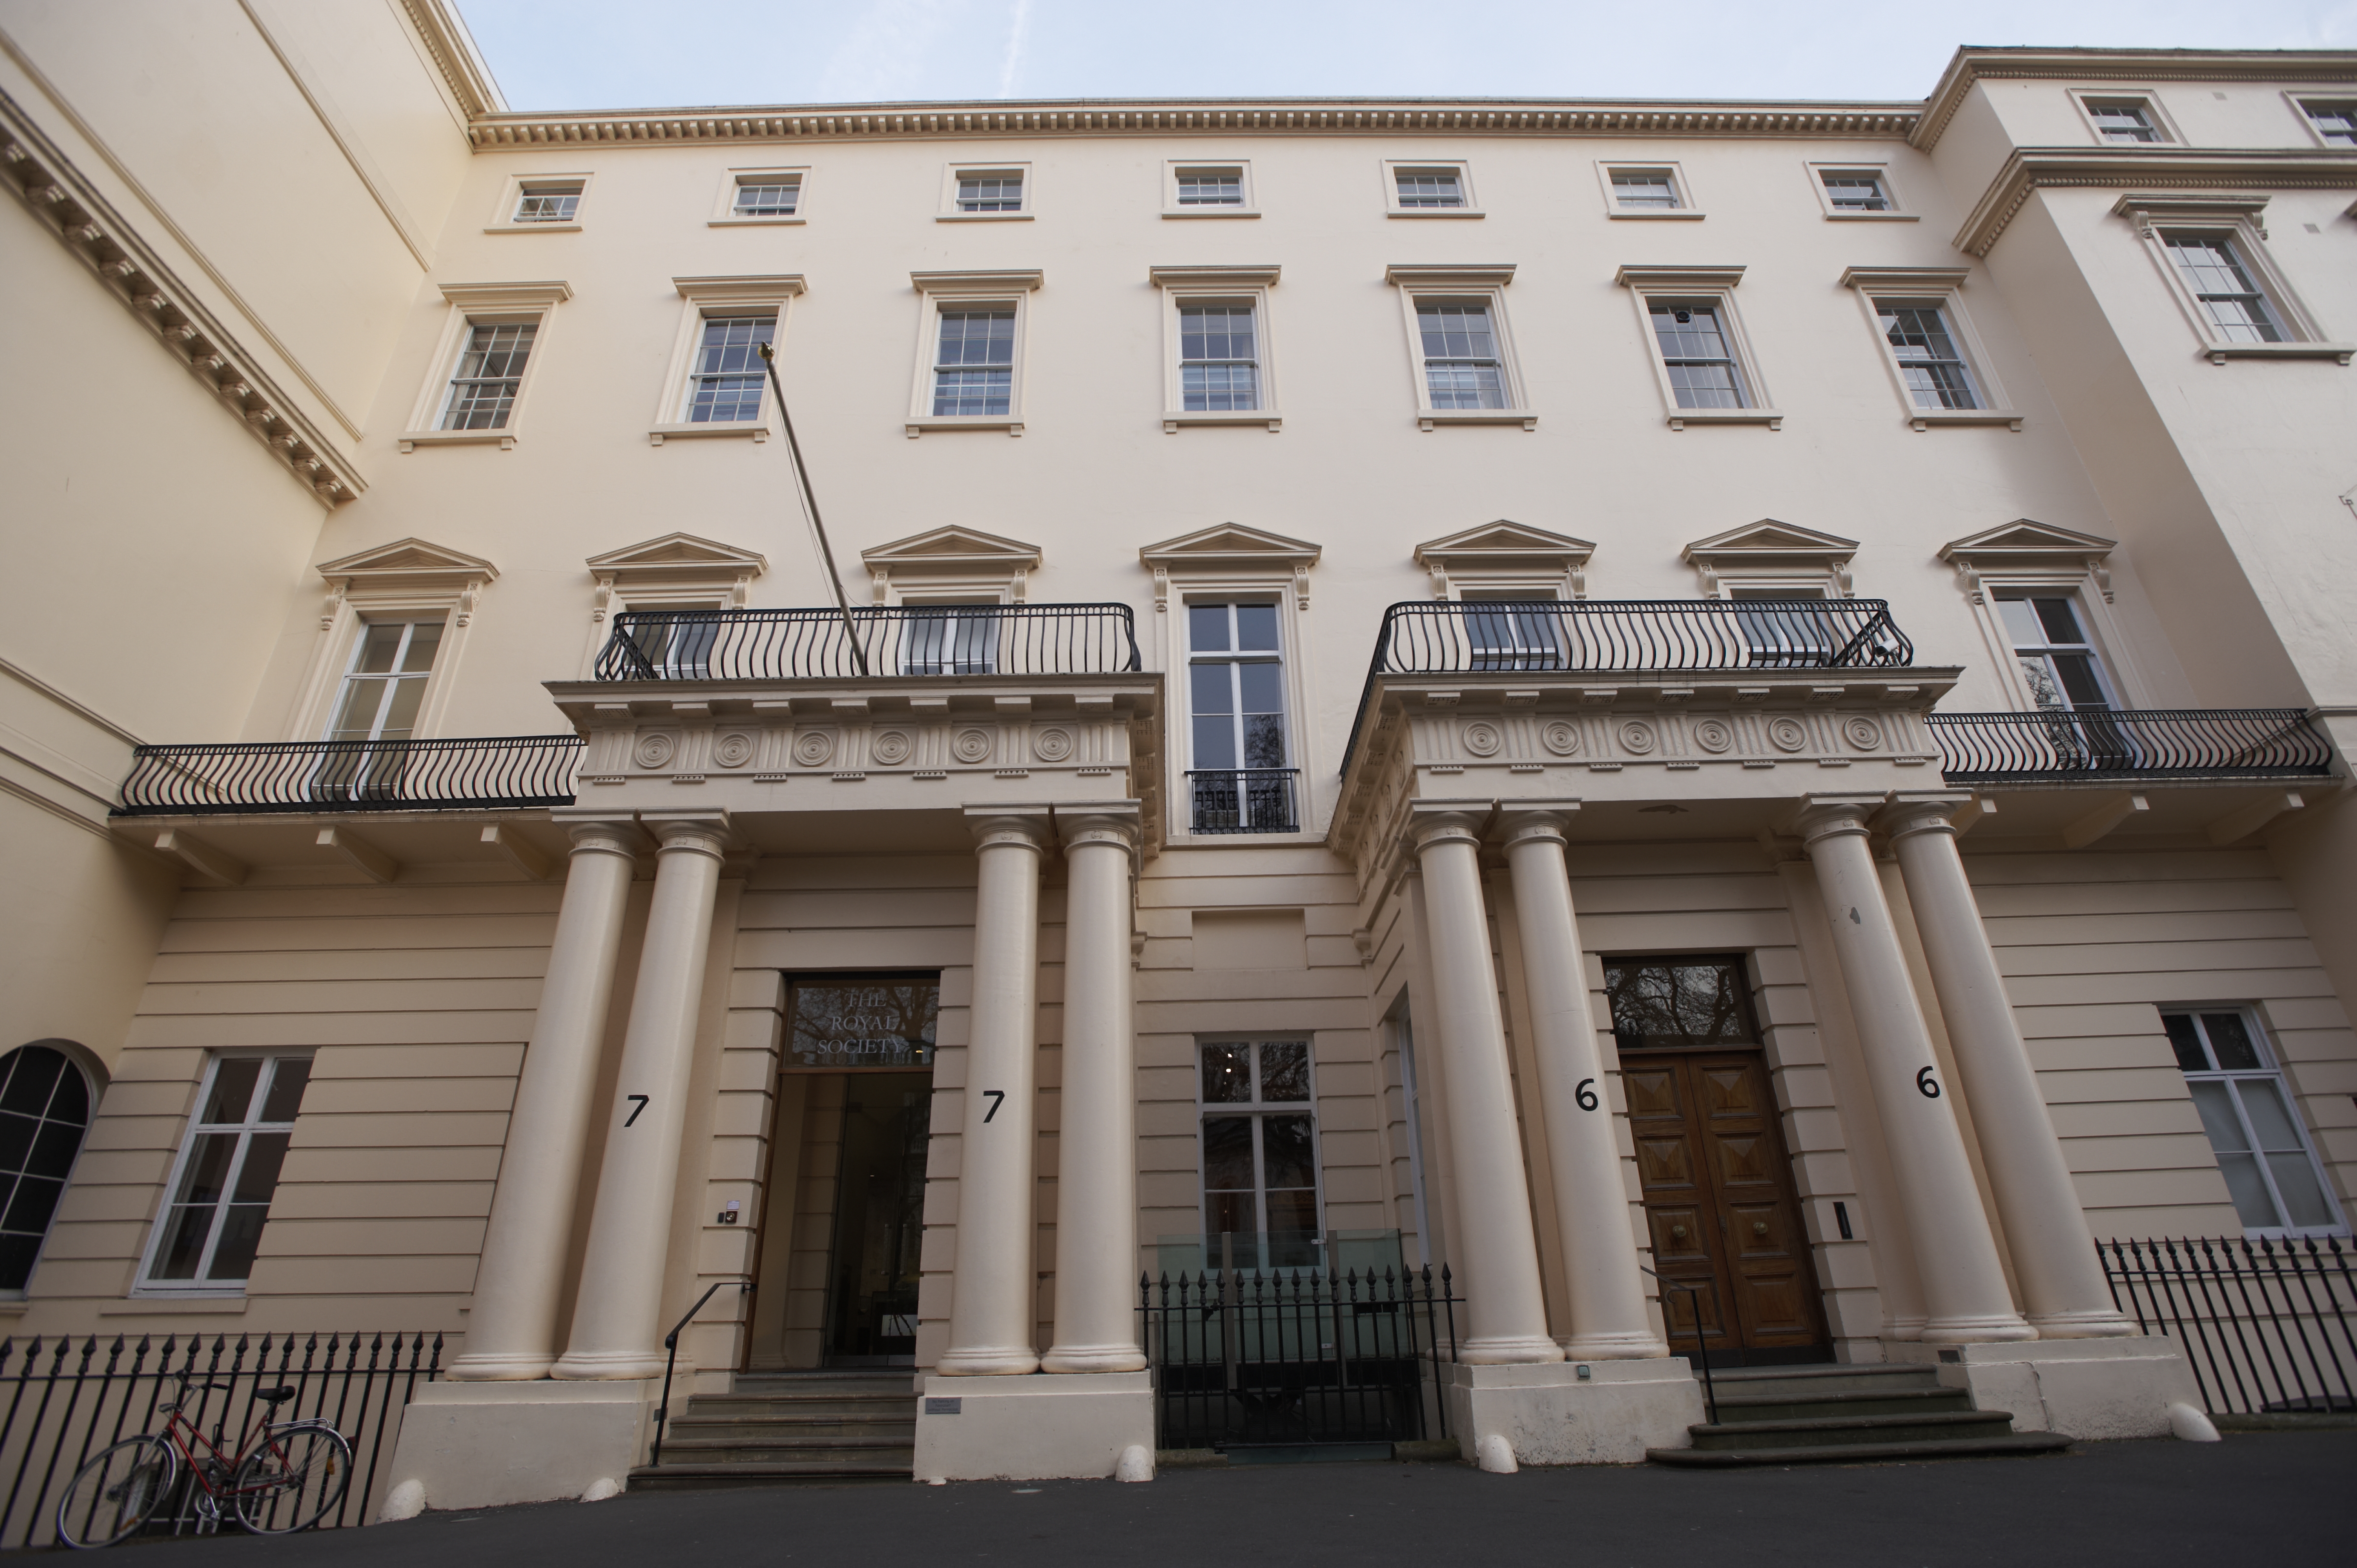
[1687,1410,2018,1451]
[627,1462,913,1490]
[682,1394,917,1419]
[1708,1387,1975,1423]
[668,1415,917,1441]
[655,1437,915,1465]
[1648,1433,2073,1468]
[1703,1364,1944,1399]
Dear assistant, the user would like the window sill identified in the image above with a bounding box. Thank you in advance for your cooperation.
[1163,208,1261,219]
[709,216,805,227]
[484,223,582,234]
[1906,408,2025,431]
[1609,210,1707,220]
[1664,408,1783,431]
[906,415,1024,437]
[1388,208,1485,219]
[106,1295,249,1313]
[399,429,515,452]
[937,212,1033,222]
[1822,212,1919,222]
[649,421,769,445]
[1418,408,1537,431]
[2201,341,2355,365]
[1164,411,1281,432]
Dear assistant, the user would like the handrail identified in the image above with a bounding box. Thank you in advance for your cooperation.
[649,1278,749,1468]
[1929,707,2333,783]
[1340,598,1916,775]
[114,735,583,816]
[1638,1263,1720,1426]
[595,604,1143,682]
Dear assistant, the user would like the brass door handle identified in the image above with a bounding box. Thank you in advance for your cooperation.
[1670,1224,1688,1241]
[1753,1221,1769,1237]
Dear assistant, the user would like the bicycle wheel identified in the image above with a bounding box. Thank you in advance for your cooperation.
[56,1435,178,1550]
[231,1426,351,1535]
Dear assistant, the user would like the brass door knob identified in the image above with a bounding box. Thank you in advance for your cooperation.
[1670,1224,1688,1241]
[1753,1221,1769,1237]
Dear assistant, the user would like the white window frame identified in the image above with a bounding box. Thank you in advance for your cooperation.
[1806,162,1916,222]
[136,1052,313,1296]
[487,171,592,233]
[2115,196,2352,364]
[288,542,495,741]
[1382,159,1482,218]
[710,167,809,227]
[1970,578,2143,713]
[399,281,571,451]
[2161,1006,2347,1238]
[2068,88,2182,146]
[647,275,805,445]
[1385,265,1532,430]
[2288,92,2357,149]
[1595,161,1702,220]
[1149,265,1281,432]
[904,270,1041,437]
[1616,265,1780,430]
[1164,160,1258,218]
[1839,267,2022,430]
[1195,1035,1325,1267]
[1993,587,2125,712]
[938,162,1033,221]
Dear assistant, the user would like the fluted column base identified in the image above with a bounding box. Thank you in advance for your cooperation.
[1039,1343,1149,1374]
[934,1346,1042,1377]
[548,1347,669,1381]
[446,1351,557,1382]
[1459,1333,1569,1366]
[1923,1312,2040,1344]
[1559,1329,1671,1360]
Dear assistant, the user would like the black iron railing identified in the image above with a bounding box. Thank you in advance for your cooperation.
[1141,1264,1459,1451]
[1343,598,1915,773]
[115,736,583,816]
[2098,1236,2354,1415]
[1188,769,1300,834]
[595,604,1142,681]
[0,1332,440,1548]
[1931,709,2333,784]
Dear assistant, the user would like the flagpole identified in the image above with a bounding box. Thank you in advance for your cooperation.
[758,339,866,677]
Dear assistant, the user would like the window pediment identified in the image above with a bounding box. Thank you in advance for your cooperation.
[586,532,768,613]
[1140,523,1321,610]
[316,538,498,626]
[1414,520,1594,597]
[1938,518,2118,603]
[861,526,1043,603]
[1683,519,1859,595]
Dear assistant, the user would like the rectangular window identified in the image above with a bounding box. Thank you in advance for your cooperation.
[1188,602,1292,833]
[1461,592,1564,671]
[685,315,775,423]
[1729,586,1834,666]
[899,603,1000,676]
[1819,171,1891,212]
[1176,168,1243,206]
[326,620,441,744]
[733,176,800,217]
[2163,1009,2343,1235]
[1612,170,1681,210]
[513,181,583,223]
[1395,169,1464,208]
[2302,100,2357,146]
[1875,300,1983,410]
[1199,1039,1319,1269]
[1997,593,2114,711]
[2161,233,2285,344]
[1604,956,1758,1051]
[2086,99,2164,143]
[1416,303,1506,409]
[1649,303,1752,409]
[143,1054,312,1289]
[439,322,536,430]
[932,310,1016,416]
[1179,304,1260,412]
[956,172,1023,213]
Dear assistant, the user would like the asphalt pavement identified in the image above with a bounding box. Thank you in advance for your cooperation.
[80,1430,2348,1566]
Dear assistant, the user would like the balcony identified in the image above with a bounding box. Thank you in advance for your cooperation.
[114,735,584,816]
[1928,709,2333,784]
[1187,769,1300,835]
[595,604,1142,682]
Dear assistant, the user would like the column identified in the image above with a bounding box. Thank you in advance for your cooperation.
[1887,800,2135,1337]
[1042,806,1147,1373]
[1500,810,1669,1359]
[551,816,730,1380]
[1796,800,2032,1343]
[1408,808,1564,1364]
[938,810,1050,1376]
[452,821,639,1380]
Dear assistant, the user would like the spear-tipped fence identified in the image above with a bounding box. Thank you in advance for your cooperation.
[2098,1236,2354,1416]
[0,1331,441,1547]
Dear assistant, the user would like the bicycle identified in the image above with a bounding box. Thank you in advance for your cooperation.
[54,1371,354,1549]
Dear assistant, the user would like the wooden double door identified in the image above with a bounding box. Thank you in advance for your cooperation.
[1623,1049,1828,1365]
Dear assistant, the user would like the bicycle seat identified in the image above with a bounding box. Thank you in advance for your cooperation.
[253,1387,297,1404]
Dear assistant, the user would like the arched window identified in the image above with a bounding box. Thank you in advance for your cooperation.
[0,1044,93,1291]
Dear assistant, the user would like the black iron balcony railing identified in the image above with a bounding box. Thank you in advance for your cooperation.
[114,736,584,816]
[595,604,1142,682]
[1189,769,1300,835]
[1930,708,2332,784]
[1344,597,1916,774]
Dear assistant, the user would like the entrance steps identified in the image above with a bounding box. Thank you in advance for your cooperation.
[1646,1362,2073,1468]
[628,1370,917,1489]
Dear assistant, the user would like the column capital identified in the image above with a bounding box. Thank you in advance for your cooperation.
[555,816,644,858]
[1497,800,1581,848]
[1057,801,1143,864]
[641,812,731,858]
[967,805,1054,853]
[1879,791,1976,844]
[1788,793,1885,847]
[1404,799,1491,854]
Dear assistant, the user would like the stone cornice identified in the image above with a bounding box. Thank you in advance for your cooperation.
[466,98,1922,151]
[0,87,363,505]
[1954,147,2357,257]
[1916,47,2357,151]
[399,0,506,118]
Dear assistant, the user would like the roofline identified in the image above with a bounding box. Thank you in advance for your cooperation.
[1917,46,2357,150]
[402,0,507,118]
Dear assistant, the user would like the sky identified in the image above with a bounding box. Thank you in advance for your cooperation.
[454,0,2357,112]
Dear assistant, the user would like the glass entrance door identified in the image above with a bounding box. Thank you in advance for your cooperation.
[823,1071,930,1366]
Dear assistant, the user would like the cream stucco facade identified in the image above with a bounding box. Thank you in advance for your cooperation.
[2,2,2352,1506]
